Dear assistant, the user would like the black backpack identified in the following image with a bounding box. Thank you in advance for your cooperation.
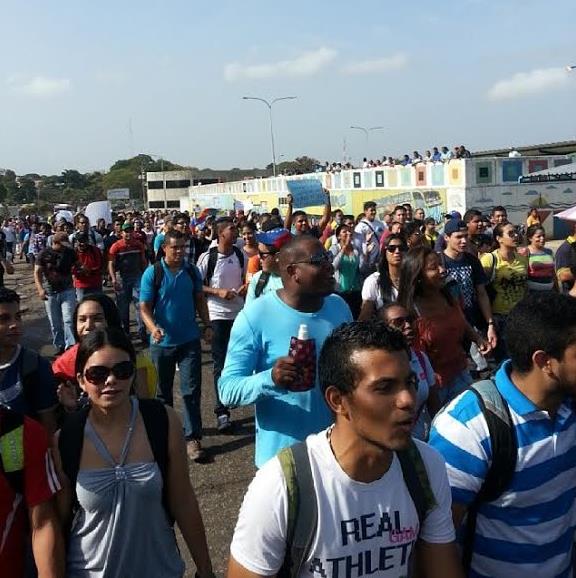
[203,246,244,286]
[58,399,172,523]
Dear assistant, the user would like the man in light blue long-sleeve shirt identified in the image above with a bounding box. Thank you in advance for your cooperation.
[218,236,352,467]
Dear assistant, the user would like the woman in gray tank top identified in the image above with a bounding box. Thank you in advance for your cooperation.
[53,328,214,578]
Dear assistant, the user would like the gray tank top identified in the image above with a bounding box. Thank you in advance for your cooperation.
[67,397,185,578]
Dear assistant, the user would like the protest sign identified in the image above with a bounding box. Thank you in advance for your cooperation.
[287,179,325,208]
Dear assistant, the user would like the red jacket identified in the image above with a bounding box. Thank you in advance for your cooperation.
[72,246,103,288]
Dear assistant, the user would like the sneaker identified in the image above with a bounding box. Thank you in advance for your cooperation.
[216,414,233,432]
[186,440,207,463]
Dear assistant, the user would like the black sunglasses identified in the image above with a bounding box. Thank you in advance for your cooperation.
[84,361,135,385]
[259,250,277,259]
[291,251,332,267]
[386,245,408,253]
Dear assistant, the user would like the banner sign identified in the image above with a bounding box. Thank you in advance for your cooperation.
[287,179,325,208]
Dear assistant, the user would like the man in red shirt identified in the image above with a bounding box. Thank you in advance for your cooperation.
[72,232,103,301]
[0,405,64,578]
[108,222,147,342]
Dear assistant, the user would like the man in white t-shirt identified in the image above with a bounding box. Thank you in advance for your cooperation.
[228,320,463,578]
[353,201,386,274]
[198,217,247,432]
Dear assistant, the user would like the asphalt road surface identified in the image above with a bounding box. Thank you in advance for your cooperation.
[10,259,256,577]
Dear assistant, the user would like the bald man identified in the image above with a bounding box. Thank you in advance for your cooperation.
[218,236,352,466]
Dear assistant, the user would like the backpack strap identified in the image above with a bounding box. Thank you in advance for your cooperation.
[278,442,317,578]
[462,379,516,571]
[205,246,245,286]
[0,407,25,496]
[254,271,271,298]
[19,347,40,418]
[58,405,91,518]
[139,399,172,524]
[151,261,164,311]
[396,439,436,529]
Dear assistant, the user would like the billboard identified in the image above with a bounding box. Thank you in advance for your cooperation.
[107,188,130,201]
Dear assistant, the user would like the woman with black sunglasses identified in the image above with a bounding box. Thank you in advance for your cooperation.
[53,328,214,578]
[358,233,406,320]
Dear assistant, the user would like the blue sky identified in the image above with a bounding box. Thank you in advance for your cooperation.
[1,0,575,174]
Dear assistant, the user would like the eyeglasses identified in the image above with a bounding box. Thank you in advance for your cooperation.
[259,250,277,259]
[84,361,135,385]
[291,251,332,266]
[388,315,415,328]
[386,245,408,253]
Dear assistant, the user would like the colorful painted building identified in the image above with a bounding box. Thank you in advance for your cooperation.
[175,154,575,234]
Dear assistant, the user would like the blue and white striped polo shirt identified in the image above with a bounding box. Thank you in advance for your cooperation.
[429,360,576,578]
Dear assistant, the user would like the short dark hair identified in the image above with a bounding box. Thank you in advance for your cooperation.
[526,224,545,241]
[364,201,376,211]
[506,293,576,373]
[292,210,307,220]
[424,217,436,226]
[73,294,122,341]
[0,287,20,305]
[75,327,136,376]
[163,229,185,244]
[393,205,406,214]
[491,205,507,215]
[319,321,409,396]
[463,209,482,223]
[335,224,351,238]
[174,212,190,224]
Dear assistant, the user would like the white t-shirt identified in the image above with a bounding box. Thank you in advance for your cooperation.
[197,249,246,320]
[361,272,398,310]
[231,429,455,578]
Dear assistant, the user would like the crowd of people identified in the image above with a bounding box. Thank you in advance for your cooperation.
[3,192,576,578]
[317,144,473,175]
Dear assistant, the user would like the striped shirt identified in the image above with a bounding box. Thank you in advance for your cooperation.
[429,360,576,578]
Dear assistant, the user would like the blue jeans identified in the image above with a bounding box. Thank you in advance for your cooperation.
[44,288,76,350]
[211,319,233,417]
[75,286,102,302]
[115,277,143,334]
[151,339,203,440]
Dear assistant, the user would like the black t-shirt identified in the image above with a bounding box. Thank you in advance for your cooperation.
[38,247,76,293]
[442,252,487,324]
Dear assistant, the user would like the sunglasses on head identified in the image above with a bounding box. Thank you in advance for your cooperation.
[386,244,408,253]
[291,251,332,267]
[84,361,135,385]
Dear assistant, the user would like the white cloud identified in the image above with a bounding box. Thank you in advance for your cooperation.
[487,67,570,101]
[6,75,71,97]
[341,53,408,75]
[224,47,337,82]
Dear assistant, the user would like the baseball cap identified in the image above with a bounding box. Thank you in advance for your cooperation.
[449,210,462,220]
[256,227,292,250]
[122,222,134,231]
[444,219,468,236]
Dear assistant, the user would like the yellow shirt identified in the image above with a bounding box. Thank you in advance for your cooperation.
[526,215,541,228]
[481,250,528,315]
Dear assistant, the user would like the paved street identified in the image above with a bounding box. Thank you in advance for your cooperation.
[10,261,256,577]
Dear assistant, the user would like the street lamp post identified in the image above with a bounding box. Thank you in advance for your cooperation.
[350,126,385,160]
[242,96,297,177]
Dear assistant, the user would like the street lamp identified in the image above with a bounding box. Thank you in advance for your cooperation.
[242,96,297,177]
[350,126,385,163]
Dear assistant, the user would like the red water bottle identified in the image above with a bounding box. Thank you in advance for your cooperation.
[287,324,316,392]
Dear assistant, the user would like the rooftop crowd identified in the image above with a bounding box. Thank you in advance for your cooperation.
[3,193,576,578]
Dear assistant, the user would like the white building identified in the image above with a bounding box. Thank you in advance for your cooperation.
[146,170,193,209]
